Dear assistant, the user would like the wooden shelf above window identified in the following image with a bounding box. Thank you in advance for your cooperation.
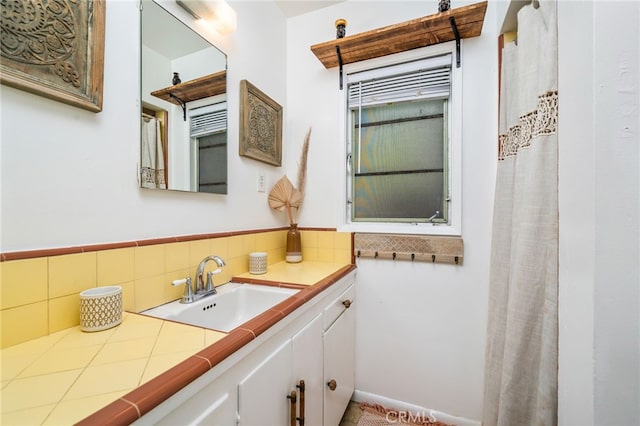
[150,70,226,106]
[310,1,487,69]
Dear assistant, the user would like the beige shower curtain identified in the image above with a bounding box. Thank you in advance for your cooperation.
[483,1,558,425]
[141,115,166,189]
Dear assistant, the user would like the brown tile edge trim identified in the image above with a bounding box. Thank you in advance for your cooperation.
[75,397,141,426]
[1,227,338,261]
[75,264,355,424]
[77,355,211,426]
[229,277,308,289]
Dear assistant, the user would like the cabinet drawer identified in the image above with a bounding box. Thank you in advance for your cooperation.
[323,283,355,330]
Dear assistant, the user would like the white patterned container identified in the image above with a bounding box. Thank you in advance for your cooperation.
[249,252,268,274]
[79,286,123,332]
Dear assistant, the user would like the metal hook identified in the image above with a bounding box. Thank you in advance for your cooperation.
[411,253,415,261]
[357,250,361,257]
[374,251,378,258]
[454,256,459,264]
[392,252,396,260]
[432,254,436,263]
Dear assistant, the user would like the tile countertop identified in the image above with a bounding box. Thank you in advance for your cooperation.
[0,314,226,425]
[234,260,352,286]
[0,261,353,426]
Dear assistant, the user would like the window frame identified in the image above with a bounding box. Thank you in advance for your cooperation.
[337,41,462,236]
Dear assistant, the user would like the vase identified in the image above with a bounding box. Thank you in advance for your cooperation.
[335,18,347,39]
[438,0,450,12]
[286,223,302,263]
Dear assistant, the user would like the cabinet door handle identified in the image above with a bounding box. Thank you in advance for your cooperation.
[327,379,337,391]
[287,390,297,426]
[342,299,352,309]
[297,380,305,426]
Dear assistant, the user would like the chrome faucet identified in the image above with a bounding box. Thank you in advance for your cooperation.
[172,255,226,304]
[196,255,226,292]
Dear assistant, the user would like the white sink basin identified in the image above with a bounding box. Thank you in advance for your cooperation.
[141,282,299,332]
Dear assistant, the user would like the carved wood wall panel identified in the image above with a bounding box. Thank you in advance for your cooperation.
[239,79,282,166]
[0,0,105,112]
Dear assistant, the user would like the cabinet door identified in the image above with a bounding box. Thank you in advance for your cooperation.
[292,314,323,425]
[238,340,293,426]
[323,303,356,426]
[152,387,235,426]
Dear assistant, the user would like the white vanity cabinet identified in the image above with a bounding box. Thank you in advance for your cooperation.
[134,270,355,426]
[323,284,356,426]
[237,313,323,425]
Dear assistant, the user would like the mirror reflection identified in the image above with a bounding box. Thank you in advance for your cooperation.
[140,0,228,194]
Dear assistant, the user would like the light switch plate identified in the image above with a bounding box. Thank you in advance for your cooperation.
[257,171,266,192]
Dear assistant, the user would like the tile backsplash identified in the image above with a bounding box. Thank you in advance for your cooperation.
[0,228,352,348]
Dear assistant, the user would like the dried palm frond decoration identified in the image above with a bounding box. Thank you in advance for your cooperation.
[268,175,302,224]
[268,127,311,225]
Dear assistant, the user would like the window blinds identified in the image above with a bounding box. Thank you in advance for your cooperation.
[189,102,227,137]
[347,54,452,108]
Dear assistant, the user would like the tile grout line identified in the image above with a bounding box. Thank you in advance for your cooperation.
[194,354,212,369]
[137,319,166,387]
[37,326,114,424]
[120,397,142,418]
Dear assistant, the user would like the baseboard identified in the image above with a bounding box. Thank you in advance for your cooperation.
[352,390,481,426]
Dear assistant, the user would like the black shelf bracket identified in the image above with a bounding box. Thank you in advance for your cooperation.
[169,93,187,121]
[449,16,461,68]
[336,45,344,90]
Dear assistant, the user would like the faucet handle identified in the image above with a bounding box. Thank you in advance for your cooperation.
[171,277,189,287]
[205,269,222,292]
[172,277,194,304]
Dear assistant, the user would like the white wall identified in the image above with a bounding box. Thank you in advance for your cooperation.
[286,1,497,420]
[0,0,290,252]
[558,1,640,425]
[557,1,595,423]
[590,4,640,422]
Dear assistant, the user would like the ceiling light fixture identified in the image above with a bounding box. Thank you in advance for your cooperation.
[176,0,237,35]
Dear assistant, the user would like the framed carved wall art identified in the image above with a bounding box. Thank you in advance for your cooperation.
[0,0,106,113]
[239,79,282,166]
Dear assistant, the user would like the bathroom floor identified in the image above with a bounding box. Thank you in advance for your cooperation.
[339,401,363,425]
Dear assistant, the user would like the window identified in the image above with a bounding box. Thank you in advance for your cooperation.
[343,49,461,235]
[189,102,227,194]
